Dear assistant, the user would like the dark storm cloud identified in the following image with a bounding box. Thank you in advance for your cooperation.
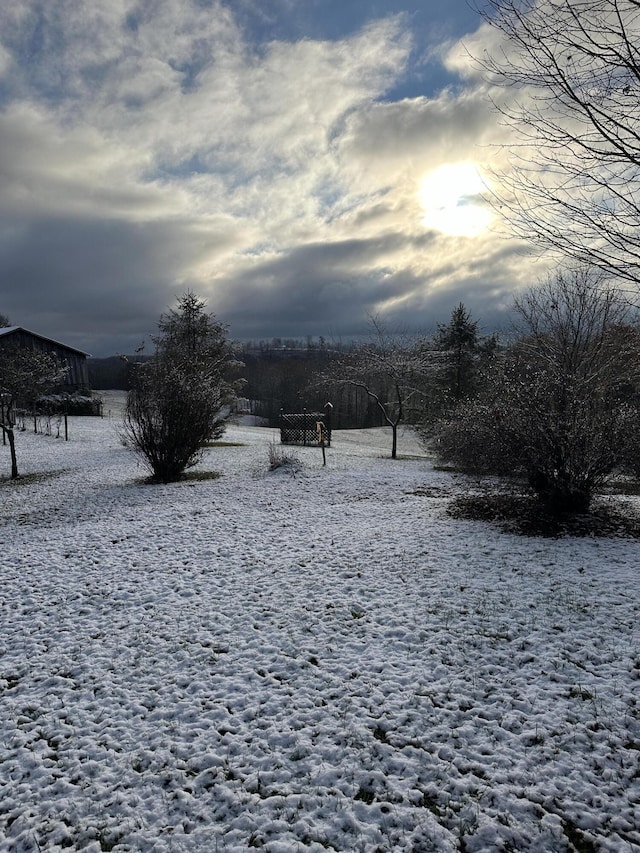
[0,215,234,355]
[213,231,530,341]
[214,234,427,339]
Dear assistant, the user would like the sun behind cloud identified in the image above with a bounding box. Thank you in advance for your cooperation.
[419,162,493,237]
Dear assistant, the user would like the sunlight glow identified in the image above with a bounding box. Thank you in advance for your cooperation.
[419,162,493,238]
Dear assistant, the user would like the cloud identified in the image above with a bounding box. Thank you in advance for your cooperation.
[214,232,420,328]
[340,89,495,173]
[442,21,502,81]
[0,104,163,221]
[0,212,244,353]
[206,223,545,342]
[0,1,551,355]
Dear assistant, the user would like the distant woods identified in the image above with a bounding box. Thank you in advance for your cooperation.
[89,339,405,430]
[89,354,151,392]
[87,313,495,434]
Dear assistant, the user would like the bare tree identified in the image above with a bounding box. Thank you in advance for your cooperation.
[318,317,435,459]
[435,269,640,513]
[122,293,242,483]
[478,0,640,290]
[0,346,66,478]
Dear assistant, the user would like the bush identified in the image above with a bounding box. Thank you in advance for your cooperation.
[267,441,301,472]
[433,271,640,515]
[39,393,103,416]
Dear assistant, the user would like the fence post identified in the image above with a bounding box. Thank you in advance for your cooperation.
[303,408,307,446]
[325,402,333,447]
[317,421,327,465]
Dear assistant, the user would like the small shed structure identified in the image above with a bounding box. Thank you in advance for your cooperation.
[280,403,333,447]
[0,326,90,392]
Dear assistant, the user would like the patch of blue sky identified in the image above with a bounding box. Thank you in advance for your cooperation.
[21,5,46,62]
[168,58,206,95]
[313,182,357,223]
[124,12,139,34]
[1,14,114,109]
[0,82,12,110]
[222,0,476,48]
[148,154,218,180]
[218,0,477,104]
[241,241,278,257]
[384,55,459,101]
[146,156,277,199]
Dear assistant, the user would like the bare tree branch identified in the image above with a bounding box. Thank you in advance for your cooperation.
[478,0,640,291]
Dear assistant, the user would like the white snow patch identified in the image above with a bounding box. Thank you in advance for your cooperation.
[0,400,639,852]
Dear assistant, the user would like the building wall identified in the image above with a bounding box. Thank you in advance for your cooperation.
[0,329,90,391]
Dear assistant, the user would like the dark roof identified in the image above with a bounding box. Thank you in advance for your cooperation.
[0,326,90,357]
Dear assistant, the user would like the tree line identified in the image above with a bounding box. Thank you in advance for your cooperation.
[3,276,640,524]
[88,337,416,431]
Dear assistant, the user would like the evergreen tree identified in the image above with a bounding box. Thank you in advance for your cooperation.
[122,293,242,482]
[436,303,481,401]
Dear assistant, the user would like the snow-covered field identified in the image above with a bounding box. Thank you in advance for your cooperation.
[1,394,639,853]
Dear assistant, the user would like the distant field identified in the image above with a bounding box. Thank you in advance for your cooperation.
[99,388,127,419]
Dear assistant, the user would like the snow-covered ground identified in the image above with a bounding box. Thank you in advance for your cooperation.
[1,395,639,853]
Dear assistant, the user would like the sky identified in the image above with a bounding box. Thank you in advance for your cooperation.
[0,0,548,357]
